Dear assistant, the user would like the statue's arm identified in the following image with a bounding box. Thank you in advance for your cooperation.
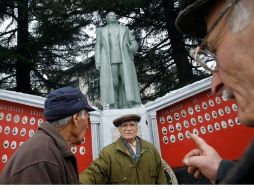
[95,29,101,70]
[127,28,138,55]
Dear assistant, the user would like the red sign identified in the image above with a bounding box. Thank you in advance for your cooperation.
[157,90,254,168]
[0,99,92,173]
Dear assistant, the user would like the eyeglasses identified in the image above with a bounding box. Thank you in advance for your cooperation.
[192,0,241,73]
[120,121,138,128]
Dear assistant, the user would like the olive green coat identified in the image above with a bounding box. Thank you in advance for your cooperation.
[79,137,167,184]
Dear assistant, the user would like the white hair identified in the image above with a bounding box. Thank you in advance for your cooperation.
[47,109,86,128]
[228,0,252,33]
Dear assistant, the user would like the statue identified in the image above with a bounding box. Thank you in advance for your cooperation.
[95,12,141,109]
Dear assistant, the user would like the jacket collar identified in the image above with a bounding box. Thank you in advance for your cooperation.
[115,136,148,155]
[38,123,74,157]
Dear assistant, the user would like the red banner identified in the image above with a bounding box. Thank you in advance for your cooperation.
[0,99,92,173]
[157,90,254,168]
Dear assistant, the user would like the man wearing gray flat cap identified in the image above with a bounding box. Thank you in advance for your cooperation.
[175,0,254,184]
[0,87,95,184]
[79,114,167,184]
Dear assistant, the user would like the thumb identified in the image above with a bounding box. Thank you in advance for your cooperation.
[183,155,206,169]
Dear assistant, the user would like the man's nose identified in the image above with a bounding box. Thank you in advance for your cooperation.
[125,126,133,130]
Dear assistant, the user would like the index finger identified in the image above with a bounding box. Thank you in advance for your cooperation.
[190,134,210,152]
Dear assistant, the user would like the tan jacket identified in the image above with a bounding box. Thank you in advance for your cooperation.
[79,137,167,184]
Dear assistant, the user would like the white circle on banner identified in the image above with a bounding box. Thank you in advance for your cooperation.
[185,131,191,138]
[20,128,26,136]
[174,113,180,120]
[14,115,20,123]
[205,113,211,121]
[188,107,194,115]
[6,113,12,122]
[178,133,184,141]
[181,110,187,117]
[0,125,2,133]
[232,104,238,112]
[162,127,167,135]
[212,111,218,118]
[22,116,28,124]
[82,137,85,144]
[198,115,203,123]
[215,123,220,131]
[29,129,34,137]
[170,135,176,143]
[191,118,196,126]
[218,109,224,116]
[208,125,213,133]
[225,106,231,114]
[193,128,199,136]
[176,123,182,131]
[2,155,8,164]
[12,127,18,136]
[30,117,36,125]
[11,141,17,150]
[167,115,172,123]
[183,120,189,128]
[235,117,241,125]
[209,99,214,107]
[228,119,234,127]
[195,105,201,112]
[221,121,227,129]
[3,140,9,149]
[19,142,24,146]
[160,117,165,124]
[4,126,10,135]
[0,112,4,120]
[38,119,43,126]
[200,126,206,134]
[163,136,169,144]
[80,146,86,155]
[169,125,174,133]
[71,146,77,154]
[202,102,208,109]
[215,97,221,104]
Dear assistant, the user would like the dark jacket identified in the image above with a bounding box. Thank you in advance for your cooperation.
[0,124,79,184]
[216,140,254,184]
[79,137,167,184]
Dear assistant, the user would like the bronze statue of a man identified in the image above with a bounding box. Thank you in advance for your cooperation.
[95,12,141,109]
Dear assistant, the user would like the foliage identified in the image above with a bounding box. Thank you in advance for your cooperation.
[0,0,209,106]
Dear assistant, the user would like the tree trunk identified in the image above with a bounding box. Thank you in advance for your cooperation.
[162,0,194,87]
[16,0,31,93]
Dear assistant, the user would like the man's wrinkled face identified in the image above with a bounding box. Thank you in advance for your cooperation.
[106,12,117,24]
[209,0,254,126]
[118,121,138,141]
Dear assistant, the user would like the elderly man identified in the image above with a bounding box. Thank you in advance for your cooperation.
[175,0,254,184]
[79,114,167,184]
[0,87,95,184]
[95,12,141,109]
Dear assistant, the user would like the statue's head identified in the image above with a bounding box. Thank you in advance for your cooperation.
[106,12,118,24]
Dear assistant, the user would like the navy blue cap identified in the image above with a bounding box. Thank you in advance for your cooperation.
[44,87,95,122]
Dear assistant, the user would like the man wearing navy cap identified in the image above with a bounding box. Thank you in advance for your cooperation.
[0,87,95,184]
[175,0,254,184]
[79,114,167,184]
